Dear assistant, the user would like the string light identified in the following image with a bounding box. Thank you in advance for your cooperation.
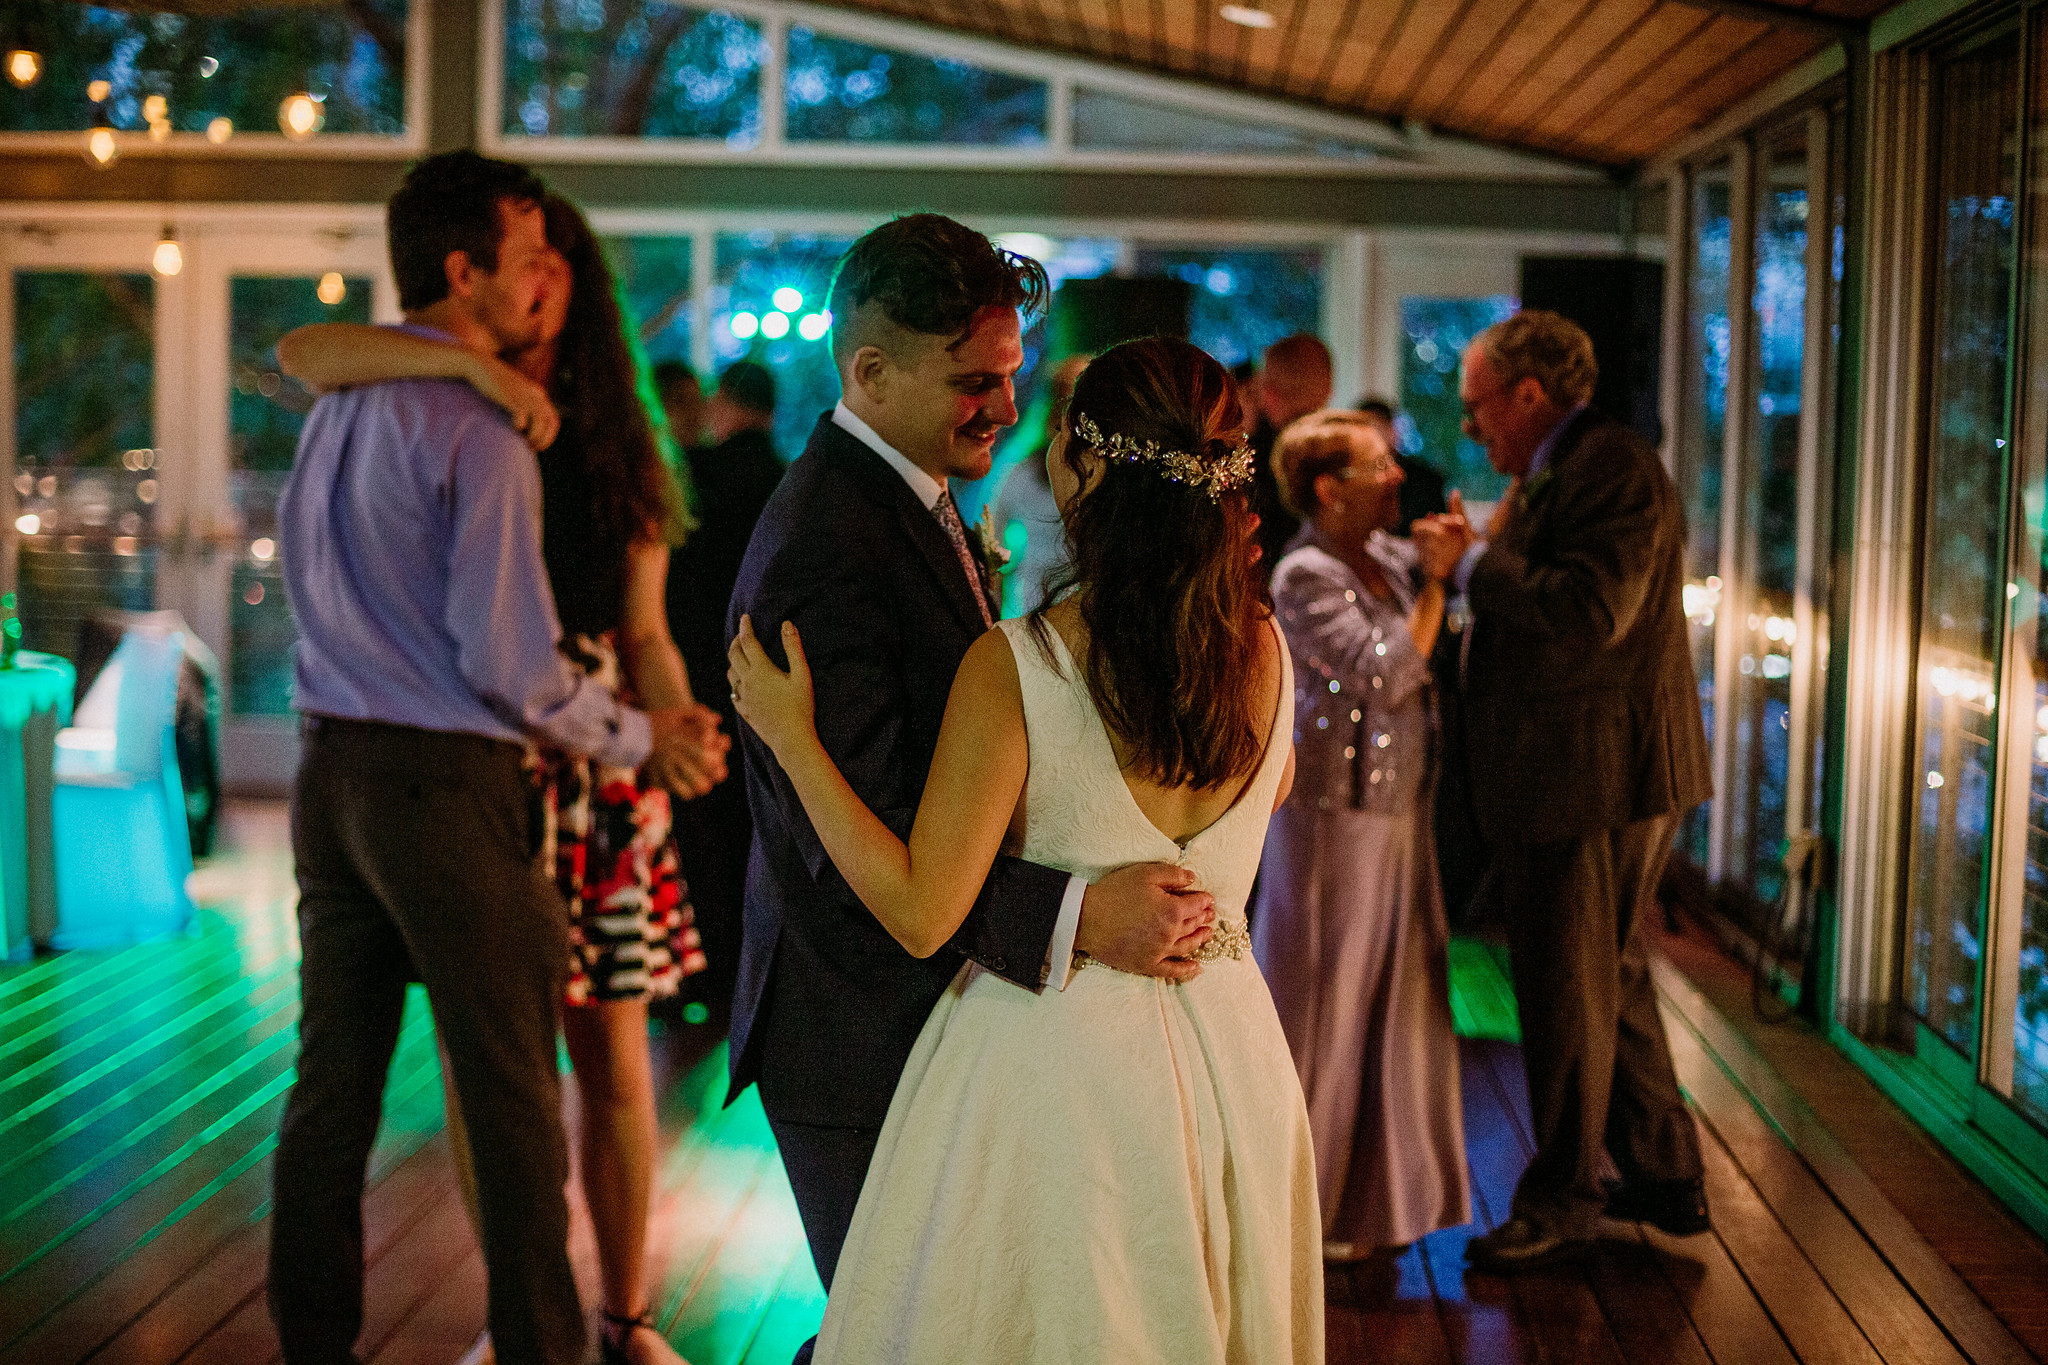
[86,79,110,102]
[4,49,40,89]
[317,272,348,306]
[85,125,119,169]
[206,116,233,144]
[152,227,184,278]
[279,92,324,140]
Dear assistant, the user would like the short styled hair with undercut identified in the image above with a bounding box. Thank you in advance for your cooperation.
[1473,309,1599,408]
[827,214,1049,366]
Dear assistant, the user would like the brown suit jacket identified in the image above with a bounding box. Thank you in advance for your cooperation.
[1462,410,1712,847]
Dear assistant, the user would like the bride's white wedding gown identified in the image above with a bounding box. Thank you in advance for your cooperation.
[813,616,1324,1364]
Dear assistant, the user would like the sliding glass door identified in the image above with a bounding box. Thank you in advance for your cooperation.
[1672,112,1841,971]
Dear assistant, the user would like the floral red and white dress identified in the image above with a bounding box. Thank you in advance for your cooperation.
[532,631,707,1006]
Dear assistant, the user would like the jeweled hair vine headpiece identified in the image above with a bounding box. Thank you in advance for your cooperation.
[1072,413,1255,502]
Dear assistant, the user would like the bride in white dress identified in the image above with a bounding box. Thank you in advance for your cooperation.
[728,336,1324,1364]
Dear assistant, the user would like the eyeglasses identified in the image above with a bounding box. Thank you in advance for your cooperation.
[1461,382,1509,423]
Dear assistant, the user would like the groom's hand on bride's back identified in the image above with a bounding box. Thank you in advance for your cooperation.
[1078,864,1218,983]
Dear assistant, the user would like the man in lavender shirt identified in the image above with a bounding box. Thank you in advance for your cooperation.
[267,151,719,1365]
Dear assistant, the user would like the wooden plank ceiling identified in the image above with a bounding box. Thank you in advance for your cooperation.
[817,0,1892,168]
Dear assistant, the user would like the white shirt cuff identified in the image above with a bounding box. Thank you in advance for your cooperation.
[1043,873,1087,991]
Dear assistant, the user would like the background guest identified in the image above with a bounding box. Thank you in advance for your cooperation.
[1248,333,1334,577]
[280,190,727,1365]
[655,360,705,451]
[666,358,787,1025]
[269,152,715,1365]
[1254,408,1472,1262]
[1356,396,1448,535]
[1428,309,1711,1272]
[988,353,1089,615]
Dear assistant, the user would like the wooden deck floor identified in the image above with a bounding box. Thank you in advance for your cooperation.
[0,802,2039,1364]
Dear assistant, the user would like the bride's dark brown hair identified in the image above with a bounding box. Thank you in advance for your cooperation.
[1031,337,1267,791]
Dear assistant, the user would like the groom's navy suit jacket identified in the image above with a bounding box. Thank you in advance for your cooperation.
[726,413,1068,1130]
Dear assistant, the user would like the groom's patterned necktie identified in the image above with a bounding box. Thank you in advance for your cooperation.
[934,490,993,628]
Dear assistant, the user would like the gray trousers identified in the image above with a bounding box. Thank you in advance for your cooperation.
[1496,812,1704,1235]
[269,718,584,1365]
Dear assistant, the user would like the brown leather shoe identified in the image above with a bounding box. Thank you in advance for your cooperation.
[1464,1217,1592,1272]
[1604,1177,1711,1236]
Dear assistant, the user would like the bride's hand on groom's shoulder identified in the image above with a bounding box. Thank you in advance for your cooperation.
[727,615,816,759]
[1077,864,1218,983]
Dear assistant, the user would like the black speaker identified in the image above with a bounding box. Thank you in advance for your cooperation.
[1517,256,1664,445]
[1048,277,1191,357]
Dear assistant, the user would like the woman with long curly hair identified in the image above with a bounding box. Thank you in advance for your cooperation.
[279,193,723,1365]
[728,336,1323,1363]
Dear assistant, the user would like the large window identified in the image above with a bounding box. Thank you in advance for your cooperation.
[483,2,1422,171]
[1724,124,1818,917]
[227,274,372,718]
[1904,32,2021,1061]
[1396,295,1517,503]
[784,28,1046,145]
[1133,247,1324,372]
[710,231,854,461]
[0,0,409,138]
[11,272,158,661]
[1679,159,1735,868]
[2004,16,2048,1133]
[605,235,695,369]
[502,0,763,140]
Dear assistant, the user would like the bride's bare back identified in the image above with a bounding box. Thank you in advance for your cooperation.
[1039,599,1290,845]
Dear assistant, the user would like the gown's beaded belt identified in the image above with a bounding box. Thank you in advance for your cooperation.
[1073,918,1250,975]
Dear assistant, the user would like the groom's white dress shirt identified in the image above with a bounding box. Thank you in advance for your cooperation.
[833,403,1087,990]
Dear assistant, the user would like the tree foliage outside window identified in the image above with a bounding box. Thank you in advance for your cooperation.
[710,231,854,461]
[229,274,371,717]
[784,27,1045,145]
[0,1,407,135]
[1399,295,1517,504]
[603,235,694,367]
[1132,247,1322,372]
[502,0,762,139]
[12,272,158,659]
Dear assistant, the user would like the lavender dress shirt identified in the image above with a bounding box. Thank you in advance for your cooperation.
[279,325,651,768]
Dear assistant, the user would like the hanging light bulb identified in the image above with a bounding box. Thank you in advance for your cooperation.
[152,226,183,278]
[278,92,324,140]
[85,124,119,169]
[5,49,41,89]
[317,272,347,306]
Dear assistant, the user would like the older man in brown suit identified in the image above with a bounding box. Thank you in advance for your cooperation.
[1416,310,1712,1271]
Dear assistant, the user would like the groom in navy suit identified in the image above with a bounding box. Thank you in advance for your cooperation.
[727,216,1216,1348]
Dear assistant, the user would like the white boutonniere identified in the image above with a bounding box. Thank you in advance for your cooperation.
[971,505,1012,589]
